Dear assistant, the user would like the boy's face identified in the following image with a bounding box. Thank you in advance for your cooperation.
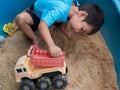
[68,11,93,35]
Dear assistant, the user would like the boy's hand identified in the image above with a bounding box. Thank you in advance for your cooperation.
[49,45,62,57]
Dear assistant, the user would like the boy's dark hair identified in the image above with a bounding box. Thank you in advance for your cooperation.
[78,3,104,35]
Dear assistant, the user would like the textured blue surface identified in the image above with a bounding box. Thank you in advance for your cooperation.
[78,0,120,89]
[113,0,120,14]
[0,0,36,37]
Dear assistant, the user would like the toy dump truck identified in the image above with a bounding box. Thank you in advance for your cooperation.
[14,45,68,90]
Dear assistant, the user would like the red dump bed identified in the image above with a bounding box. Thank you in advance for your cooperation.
[27,45,65,67]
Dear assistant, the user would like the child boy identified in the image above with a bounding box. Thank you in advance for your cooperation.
[15,0,104,57]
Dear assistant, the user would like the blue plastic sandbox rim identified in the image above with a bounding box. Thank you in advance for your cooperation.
[112,0,120,15]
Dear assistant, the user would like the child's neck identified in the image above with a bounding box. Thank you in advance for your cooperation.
[69,3,79,18]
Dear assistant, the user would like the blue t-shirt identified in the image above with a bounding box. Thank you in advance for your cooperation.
[34,0,80,27]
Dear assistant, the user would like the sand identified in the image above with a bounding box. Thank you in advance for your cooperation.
[0,28,118,90]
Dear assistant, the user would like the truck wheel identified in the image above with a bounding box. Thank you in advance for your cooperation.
[53,75,68,89]
[36,76,51,90]
[20,79,35,90]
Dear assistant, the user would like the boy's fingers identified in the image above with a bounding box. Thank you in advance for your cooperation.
[56,51,61,57]
[50,51,61,57]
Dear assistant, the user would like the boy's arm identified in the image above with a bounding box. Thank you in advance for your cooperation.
[38,21,62,57]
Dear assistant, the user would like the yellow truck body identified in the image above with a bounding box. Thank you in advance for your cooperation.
[15,55,66,82]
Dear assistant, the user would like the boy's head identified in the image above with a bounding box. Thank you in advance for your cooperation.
[79,3,104,35]
[68,3,104,35]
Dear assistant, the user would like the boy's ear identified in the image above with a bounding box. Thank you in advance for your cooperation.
[78,11,88,17]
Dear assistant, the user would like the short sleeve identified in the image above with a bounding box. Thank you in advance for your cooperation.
[41,8,63,27]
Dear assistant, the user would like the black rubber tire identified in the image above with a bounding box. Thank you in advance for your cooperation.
[53,75,68,89]
[36,76,51,90]
[20,79,35,90]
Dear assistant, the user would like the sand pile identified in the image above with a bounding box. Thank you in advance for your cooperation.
[0,29,118,90]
